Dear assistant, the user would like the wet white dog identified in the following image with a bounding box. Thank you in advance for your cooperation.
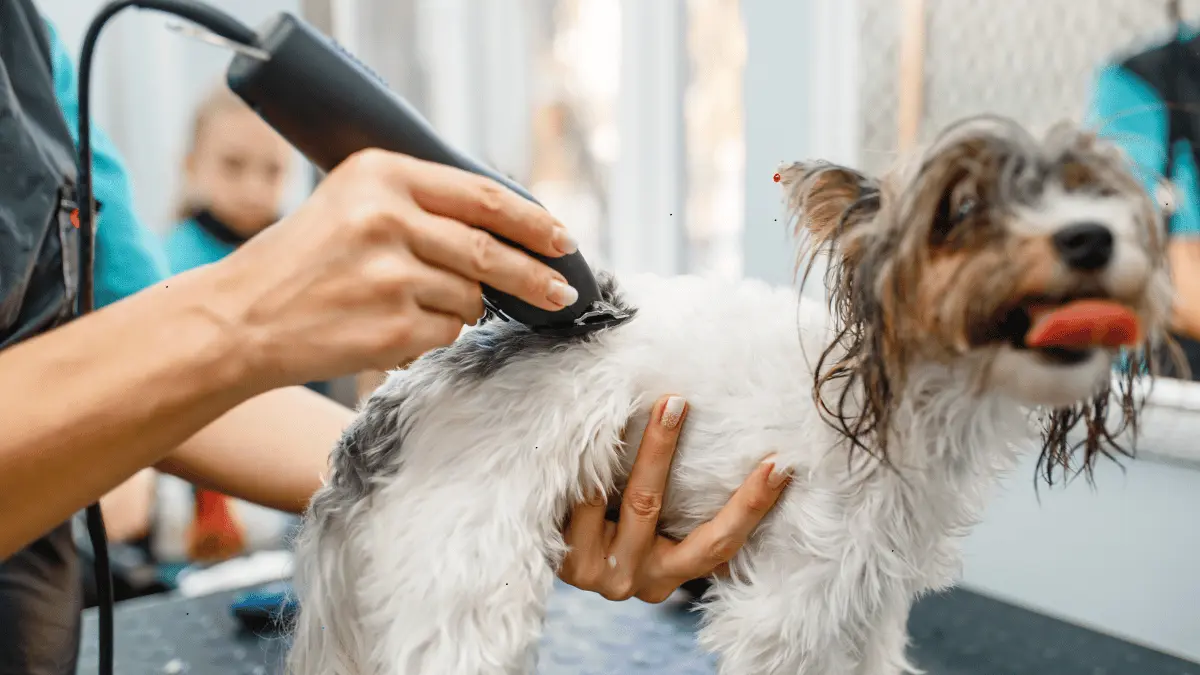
[285,116,1171,674]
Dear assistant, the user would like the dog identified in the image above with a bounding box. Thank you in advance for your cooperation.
[284,115,1173,675]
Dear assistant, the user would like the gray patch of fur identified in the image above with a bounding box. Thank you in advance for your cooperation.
[431,272,634,379]
[317,272,635,513]
[324,392,408,501]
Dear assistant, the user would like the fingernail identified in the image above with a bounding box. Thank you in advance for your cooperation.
[661,396,687,429]
[552,228,578,255]
[607,555,617,569]
[761,453,791,489]
[547,279,579,307]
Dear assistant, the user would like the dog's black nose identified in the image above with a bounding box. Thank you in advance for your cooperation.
[1052,222,1114,271]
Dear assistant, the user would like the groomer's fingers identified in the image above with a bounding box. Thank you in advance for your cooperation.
[408,261,486,326]
[560,493,612,586]
[564,493,611,553]
[607,396,688,573]
[399,158,576,259]
[404,209,577,313]
[655,455,791,584]
[398,308,471,360]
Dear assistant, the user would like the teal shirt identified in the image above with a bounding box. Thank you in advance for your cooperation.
[44,19,169,308]
[162,219,239,275]
[1084,39,1200,239]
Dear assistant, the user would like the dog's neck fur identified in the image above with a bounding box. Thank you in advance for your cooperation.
[883,360,1030,471]
[810,359,1030,572]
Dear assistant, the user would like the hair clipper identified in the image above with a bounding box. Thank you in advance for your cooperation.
[225,13,629,336]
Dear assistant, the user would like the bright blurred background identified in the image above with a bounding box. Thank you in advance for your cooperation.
[40,0,1200,666]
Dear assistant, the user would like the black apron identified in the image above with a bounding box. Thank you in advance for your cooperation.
[0,1,89,673]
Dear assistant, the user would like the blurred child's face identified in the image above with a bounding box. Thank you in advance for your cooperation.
[185,106,294,238]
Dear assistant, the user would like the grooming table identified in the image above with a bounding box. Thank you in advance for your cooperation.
[77,580,1198,675]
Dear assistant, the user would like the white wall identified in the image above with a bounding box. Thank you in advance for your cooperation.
[742,0,858,300]
[740,0,812,290]
[742,0,1200,663]
[407,0,534,185]
[608,0,688,277]
[37,0,309,234]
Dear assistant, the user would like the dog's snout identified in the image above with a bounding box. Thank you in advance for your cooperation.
[1052,222,1114,271]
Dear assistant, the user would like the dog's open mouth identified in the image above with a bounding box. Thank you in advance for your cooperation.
[991,296,1141,366]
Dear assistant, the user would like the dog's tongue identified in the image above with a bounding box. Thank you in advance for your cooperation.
[1025,299,1141,349]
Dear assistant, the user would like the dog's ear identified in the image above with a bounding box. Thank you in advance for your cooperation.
[778,161,881,252]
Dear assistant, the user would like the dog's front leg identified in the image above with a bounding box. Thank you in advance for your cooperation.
[362,484,564,675]
[854,591,921,675]
[695,560,860,674]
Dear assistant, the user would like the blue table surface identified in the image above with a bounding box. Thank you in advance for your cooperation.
[78,579,1200,675]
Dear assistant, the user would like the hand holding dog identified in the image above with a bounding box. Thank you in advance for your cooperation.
[559,395,792,604]
[208,148,580,388]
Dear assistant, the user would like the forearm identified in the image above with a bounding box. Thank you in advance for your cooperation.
[156,386,354,514]
[1168,241,1200,341]
[0,264,258,558]
[99,469,156,542]
[1172,302,1200,342]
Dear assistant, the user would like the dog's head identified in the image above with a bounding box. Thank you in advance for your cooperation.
[780,115,1174,480]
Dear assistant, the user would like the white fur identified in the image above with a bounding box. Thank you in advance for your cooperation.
[283,272,1093,675]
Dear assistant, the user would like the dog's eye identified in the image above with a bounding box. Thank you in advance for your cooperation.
[953,197,979,224]
[932,191,984,245]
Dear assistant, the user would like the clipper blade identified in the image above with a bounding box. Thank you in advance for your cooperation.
[532,300,633,338]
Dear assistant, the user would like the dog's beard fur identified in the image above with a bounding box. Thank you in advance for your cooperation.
[781,115,1175,487]
[285,115,1174,675]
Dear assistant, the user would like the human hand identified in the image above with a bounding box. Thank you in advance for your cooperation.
[558,395,792,604]
[207,149,580,387]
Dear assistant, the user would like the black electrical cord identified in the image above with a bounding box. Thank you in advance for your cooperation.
[74,4,257,674]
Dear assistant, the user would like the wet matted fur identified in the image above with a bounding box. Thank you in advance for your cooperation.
[285,116,1173,675]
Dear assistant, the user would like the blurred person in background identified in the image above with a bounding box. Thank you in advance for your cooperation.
[162,84,328,399]
[1086,19,1200,379]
